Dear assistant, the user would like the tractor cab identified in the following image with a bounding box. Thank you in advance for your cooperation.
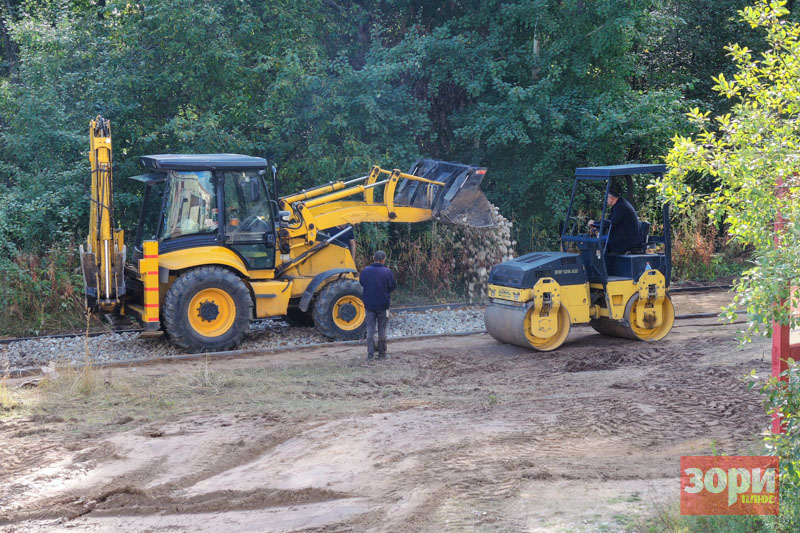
[129,154,277,271]
[559,164,671,287]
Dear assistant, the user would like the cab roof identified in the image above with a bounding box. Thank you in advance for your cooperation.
[574,164,667,179]
[140,154,268,171]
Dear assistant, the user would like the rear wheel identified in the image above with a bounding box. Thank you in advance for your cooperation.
[163,266,253,353]
[626,293,675,341]
[312,279,367,340]
[590,293,675,341]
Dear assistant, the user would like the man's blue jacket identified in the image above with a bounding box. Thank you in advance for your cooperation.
[359,263,397,312]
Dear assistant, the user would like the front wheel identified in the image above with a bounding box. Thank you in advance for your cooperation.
[163,266,253,353]
[312,279,367,340]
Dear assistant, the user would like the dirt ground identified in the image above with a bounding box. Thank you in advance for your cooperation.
[0,292,775,532]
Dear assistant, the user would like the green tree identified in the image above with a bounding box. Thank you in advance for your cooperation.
[347,0,688,247]
[662,0,800,335]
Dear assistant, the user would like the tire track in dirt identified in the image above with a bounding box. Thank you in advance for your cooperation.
[0,418,336,525]
[1,321,773,532]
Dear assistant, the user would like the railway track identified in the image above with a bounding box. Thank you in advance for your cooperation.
[1,285,739,378]
[0,284,732,347]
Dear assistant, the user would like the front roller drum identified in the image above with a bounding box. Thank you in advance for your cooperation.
[484,302,571,352]
[590,293,675,341]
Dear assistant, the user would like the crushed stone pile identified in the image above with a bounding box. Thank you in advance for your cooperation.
[452,206,515,300]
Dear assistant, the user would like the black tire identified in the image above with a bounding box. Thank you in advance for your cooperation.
[163,266,253,353]
[312,279,367,340]
[283,307,315,327]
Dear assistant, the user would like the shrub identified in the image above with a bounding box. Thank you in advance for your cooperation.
[0,244,86,336]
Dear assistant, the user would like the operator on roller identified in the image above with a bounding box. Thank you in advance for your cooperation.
[359,250,396,361]
[588,188,641,254]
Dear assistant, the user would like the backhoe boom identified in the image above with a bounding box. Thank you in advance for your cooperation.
[80,116,125,312]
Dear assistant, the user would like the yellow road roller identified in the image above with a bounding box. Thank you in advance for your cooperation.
[485,164,675,351]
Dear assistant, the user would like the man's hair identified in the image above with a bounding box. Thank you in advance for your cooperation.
[608,187,623,199]
[374,250,387,262]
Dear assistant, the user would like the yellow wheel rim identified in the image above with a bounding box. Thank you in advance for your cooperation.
[187,288,236,337]
[332,295,365,331]
[628,294,675,341]
[523,305,571,351]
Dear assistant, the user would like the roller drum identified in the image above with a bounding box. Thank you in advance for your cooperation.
[590,293,675,341]
[484,302,533,348]
[589,317,638,340]
[485,301,571,351]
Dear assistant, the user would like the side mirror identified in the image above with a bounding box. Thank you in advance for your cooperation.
[272,165,279,205]
[250,179,260,201]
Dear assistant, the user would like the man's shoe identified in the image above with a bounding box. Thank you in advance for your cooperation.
[377,353,387,360]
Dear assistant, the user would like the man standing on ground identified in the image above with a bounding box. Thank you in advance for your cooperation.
[359,250,396,360]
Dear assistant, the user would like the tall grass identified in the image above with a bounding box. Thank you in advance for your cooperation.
[356,222,466,303]
[0,244,87,337]
[641,490,799,533]
[672,208,748,282]
[0,364,15,412]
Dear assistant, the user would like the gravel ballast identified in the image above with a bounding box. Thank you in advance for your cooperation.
[0,308,486,371]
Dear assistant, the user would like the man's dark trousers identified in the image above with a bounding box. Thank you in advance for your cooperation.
[366,309,388,359]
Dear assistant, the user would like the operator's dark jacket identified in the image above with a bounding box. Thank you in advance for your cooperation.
[603,197,640,254]
[359,263,397,312]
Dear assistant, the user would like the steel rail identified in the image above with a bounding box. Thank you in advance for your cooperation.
[3,316,750,379]
[0,285,738,374]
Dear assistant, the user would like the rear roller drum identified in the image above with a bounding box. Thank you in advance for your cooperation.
[590,293,675,341]
[485,302,571,352]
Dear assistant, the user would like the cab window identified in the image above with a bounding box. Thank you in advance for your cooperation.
[223,171,272,242]
[160,171,218,240]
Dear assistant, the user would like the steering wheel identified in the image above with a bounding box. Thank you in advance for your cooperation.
[565,214,589,236]
[239,215,268,232]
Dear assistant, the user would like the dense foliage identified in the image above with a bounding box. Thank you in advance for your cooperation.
[0,0,783,332]
[663,0,800,337]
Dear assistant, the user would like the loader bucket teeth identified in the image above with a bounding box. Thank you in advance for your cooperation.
[401,159,495,228]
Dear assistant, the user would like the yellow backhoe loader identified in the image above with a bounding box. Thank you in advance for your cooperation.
[80,117,494,352]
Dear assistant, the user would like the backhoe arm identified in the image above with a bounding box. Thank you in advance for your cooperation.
[80,116,126,312]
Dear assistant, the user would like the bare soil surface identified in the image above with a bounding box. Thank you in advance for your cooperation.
[0,292,773,532]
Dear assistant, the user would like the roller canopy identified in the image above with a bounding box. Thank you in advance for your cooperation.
[574,164,667,179]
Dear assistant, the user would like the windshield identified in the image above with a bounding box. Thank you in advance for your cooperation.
[223,171,272,242]
[562,180,608,237]
[160,171,219,240]
[138,181,165,245]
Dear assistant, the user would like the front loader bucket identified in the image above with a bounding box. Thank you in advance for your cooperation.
[397,159,495,228]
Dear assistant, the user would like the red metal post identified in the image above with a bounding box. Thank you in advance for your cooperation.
[771,178,794,434]
[771,322,791,434]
